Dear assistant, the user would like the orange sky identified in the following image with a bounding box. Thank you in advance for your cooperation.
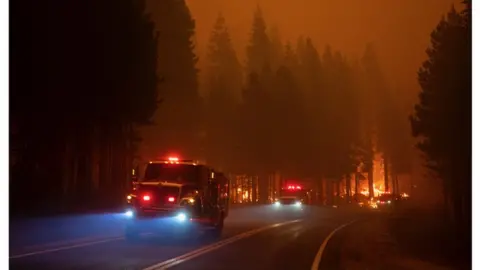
[186,0,460,104]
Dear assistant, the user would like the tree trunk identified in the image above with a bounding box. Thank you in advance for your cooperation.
[125,123,133,193]
[345,173,352,202]
[383,154,389,193]
[318,176,324,205]
[326,178,333,205]
[368,166,374,199]
[391,173,397,195]
[354,172,359,195]
[62,134,73,197]
[114,123,127,206]
[252,175,257,203]
[91,125,100,192]
[335,178,341,205]
[395,174,400,195]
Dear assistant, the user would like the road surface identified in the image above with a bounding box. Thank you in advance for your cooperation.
[10,205,365,270]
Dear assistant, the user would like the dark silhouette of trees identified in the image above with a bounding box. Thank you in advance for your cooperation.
[245,6,271,75]
[240,7,279,203]
[203,6,398,206]
[271,65,305,176]
[318,49,361,203]
[238,71,272,185]
[361,43,414,196]
[204,13,242,172]
[283,42,300,73]
[336,55,362,203]
[268,26,283,71]
[378,87,413,195]
[10,0,159,216]
[360,43,385,198]
[319,46,343,203]
[145,0,201,160]
[410,4,471,242]
[297,38,326,202]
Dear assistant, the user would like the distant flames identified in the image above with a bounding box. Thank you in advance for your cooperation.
[356,152,390,197]
[359,183,386,197]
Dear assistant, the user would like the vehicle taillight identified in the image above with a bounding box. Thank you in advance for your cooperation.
[167,196,175,202]
[143,195,151,201]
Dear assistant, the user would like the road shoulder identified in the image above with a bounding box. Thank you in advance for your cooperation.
[319,210,468,270]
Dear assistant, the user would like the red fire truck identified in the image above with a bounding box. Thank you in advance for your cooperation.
[274,185,311,207]
[124,157,229,242]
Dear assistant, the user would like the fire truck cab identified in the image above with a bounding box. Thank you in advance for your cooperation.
[124,157,229,241]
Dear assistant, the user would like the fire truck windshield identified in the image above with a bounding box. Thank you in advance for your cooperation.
[143,163,197,182]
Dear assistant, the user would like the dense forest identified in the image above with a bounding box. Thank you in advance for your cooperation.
[10,0,470,246]
[410,2,471,242]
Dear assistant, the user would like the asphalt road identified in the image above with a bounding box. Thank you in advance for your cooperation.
[10,205,365,270]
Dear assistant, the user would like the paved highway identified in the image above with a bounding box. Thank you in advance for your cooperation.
[10,205,365,270]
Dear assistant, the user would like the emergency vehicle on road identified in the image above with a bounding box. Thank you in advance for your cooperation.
[274,185,310,208]
[124,157,229,242]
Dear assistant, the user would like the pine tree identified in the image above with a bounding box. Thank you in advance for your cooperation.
[205,13,242,170]
[410,5,471,238]
[296,36,307,64]
[337,55,362,201]
[323,51,359,202]
[269,26,283,71]
[239,72,270,174]
[360,43,386,198]
[283,41,299,72]
[271,65,306,176]
[386,88,413,194]
[146,0,201,159]
[297,38,325,200]
[361,43,404,193]
[298,38,322,113]
[245,6,271,75]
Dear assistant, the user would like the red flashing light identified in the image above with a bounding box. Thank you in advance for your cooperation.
[286,185,302,190]
[143,195,151,201]
[167,196,175,202]
[166,157,180,164]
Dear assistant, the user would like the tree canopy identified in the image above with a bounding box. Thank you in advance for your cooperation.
[410,4,471,236]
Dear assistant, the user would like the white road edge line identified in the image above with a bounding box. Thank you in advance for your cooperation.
[9,233,153,259]
[20,234,130,251]
[310,219,358,270]
[143,219,302,270]
[10,237,123,259]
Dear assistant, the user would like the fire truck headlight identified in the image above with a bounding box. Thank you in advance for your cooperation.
[295,201,302,207]
[176,212,187,222]
[125,209,134,218]
[274,201,281,206]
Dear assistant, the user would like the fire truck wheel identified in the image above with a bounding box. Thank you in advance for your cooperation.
[208,213,224,239]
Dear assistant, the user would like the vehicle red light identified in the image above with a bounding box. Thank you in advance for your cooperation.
[143,195,151,201]
[168,197,175,202]
[166,157,180,164]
